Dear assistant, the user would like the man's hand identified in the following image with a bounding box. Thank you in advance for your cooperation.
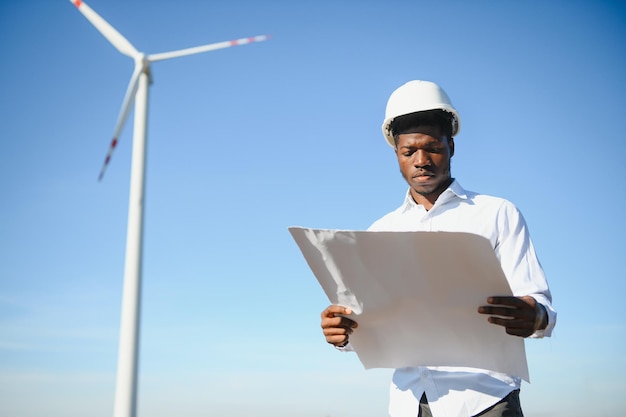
[478,296,547,338]
[321,305,358,347]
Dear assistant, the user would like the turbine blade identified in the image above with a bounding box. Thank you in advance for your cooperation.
[98,64,143,181]
[70,0,139,58]
[148,35,270,62]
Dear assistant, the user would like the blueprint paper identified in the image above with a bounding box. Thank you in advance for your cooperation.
[289,227,529,381]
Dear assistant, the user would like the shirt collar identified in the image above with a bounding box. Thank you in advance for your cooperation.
[401,179,468,212]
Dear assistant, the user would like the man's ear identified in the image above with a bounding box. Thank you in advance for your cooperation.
[449,137,455,157]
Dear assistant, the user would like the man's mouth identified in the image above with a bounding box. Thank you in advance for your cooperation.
[413,171,434,180]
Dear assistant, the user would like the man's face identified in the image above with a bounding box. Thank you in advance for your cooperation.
[395,125,454,204]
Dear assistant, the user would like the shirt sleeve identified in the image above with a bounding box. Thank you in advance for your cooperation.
[334,342,355,352]
[494,201,557,337]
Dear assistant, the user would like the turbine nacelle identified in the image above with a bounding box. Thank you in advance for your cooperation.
[135,53,149,69]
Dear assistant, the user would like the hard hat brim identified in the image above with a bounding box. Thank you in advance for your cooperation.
[381,108,460,148]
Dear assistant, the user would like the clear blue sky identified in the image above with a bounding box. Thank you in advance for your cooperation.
[1,1,625,416]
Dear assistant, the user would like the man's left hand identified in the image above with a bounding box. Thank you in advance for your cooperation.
[478,296,547,337]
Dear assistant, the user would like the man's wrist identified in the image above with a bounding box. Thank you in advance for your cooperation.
[534,303,547,331]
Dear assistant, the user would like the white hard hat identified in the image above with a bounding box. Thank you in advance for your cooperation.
[381,80,460,148]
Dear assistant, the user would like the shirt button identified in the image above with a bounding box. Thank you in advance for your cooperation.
[421,370,429,378]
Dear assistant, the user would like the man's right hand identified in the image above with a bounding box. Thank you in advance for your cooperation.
[320,305,358,348]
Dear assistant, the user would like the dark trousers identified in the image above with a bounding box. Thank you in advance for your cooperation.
[418,390,523,417]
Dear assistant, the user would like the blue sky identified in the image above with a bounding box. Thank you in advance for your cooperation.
[1,1,625,416]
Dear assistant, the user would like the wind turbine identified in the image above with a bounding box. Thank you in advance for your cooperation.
[68,2,269,417]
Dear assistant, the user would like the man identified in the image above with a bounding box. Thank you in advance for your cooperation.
[320,80,556,417]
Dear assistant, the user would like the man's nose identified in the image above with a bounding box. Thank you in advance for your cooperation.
[413,150,430,167]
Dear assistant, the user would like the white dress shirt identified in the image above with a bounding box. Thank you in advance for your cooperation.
[367,180,556,417]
